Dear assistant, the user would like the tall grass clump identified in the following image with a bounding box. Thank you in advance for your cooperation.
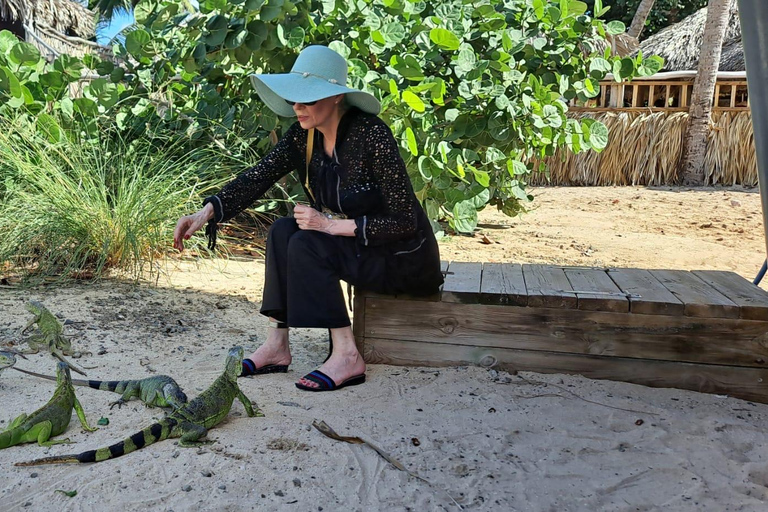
[0,117,243,282]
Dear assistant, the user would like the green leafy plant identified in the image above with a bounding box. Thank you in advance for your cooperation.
[0,0,663,237]
[0,115,239,281]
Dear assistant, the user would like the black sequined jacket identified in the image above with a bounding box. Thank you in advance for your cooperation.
[203,107,444,294]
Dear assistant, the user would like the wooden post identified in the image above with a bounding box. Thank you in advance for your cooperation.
[731,84,737,108]
[665,84,671,108]
[631,84,639,107]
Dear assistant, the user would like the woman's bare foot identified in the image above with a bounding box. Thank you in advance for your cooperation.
[246,325,291,369]
[296,327,365,389]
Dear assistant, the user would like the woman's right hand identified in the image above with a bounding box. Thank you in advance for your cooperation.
[173,203,214,252]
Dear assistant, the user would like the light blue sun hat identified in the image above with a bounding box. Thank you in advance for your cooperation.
[249,45,381,118]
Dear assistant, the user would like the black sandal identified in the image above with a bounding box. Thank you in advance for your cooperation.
[240,320,290,377]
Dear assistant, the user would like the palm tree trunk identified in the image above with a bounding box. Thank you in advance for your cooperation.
[627,0,658,39]
[682,0,733,186]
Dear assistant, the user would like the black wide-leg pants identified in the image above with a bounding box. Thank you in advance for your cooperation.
[259,217,389,328]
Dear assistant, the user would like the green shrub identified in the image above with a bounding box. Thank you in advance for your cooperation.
[0,116,242,281]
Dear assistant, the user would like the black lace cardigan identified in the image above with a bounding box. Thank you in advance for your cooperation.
[204,108,428,250]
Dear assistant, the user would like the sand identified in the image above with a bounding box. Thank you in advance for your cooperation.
[1,185,768,512]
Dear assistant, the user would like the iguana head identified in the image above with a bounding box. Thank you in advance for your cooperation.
[225,346,245,380]
[54,362,72,386]
[25,300,44,315]
[163,383,188,404]
[0,350,17,370]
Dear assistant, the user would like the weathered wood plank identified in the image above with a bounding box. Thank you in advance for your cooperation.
[692,270,768,321]
[651,269,739,318]
[441,261,482,304]
[564,268,628,313]
[607,268,684,316]
[523,265,577,309]
[361,338,768,404]
[363,298,768,368]
[479,263,527,306]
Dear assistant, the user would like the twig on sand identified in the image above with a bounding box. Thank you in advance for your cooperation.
[312,420,463,510]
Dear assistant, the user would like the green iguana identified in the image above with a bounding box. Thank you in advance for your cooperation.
[12,367,188,411]
[0,349,26,374]
[16,346,261,465]
[20,300,91,376]
[1,362,97,449]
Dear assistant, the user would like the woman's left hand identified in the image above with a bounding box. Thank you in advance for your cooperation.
[294,204,333,233]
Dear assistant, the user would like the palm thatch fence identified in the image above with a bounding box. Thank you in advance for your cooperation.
[533,109,756,186]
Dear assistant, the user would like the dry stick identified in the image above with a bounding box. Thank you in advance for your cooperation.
[505,374,659,417]
[311,420,463,510]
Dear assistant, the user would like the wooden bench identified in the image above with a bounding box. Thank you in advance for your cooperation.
[353,263,768,403]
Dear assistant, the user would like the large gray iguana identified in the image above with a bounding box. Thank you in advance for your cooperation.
[20,301,90,376]
[12,367,188,411]
[0,362,97,450]
[16,346,261,465]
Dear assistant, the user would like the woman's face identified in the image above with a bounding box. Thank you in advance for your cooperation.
[292,94,344,131]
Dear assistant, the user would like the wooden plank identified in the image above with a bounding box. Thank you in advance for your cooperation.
[363,299,768,368]
[479,263,527,306]
[361,338,768,404]
[651,269,739,318]
[682,84,690,108]
[607,268,684,316]
[631,84,639,107]
[523,265,577,309]
[441,261,482,304]
[665,84,671,108]
[692,270,768,321]
[564,268,628,313]
[731,84,737,108]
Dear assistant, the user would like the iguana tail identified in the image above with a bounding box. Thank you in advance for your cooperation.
[15,418,178,466]
[13,367,123,391]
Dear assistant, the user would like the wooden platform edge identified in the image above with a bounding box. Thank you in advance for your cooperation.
[360,337,768,404]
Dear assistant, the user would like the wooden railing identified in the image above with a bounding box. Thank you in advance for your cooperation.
[570,71,749,112]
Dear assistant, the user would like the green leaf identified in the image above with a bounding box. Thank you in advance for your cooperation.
[225,28,248,49]
[56,490,77,498]
[638,56,664,77]
[244,0,265,10]
[452,201,478,233]
[405,127,418,156]
[472,168,490,187]
[97,417,110,426]
[0,30,18,54]
[9,43,40,67]
[402,90,425,112]
[86,78,119,109]
[381,22,406,44]
[429,28,460,51]
[587,121,609,150]
[568,1,588,16]
[605,20,625,36]
[125,30,151,58]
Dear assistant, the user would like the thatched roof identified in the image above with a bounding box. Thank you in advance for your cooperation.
[0,0,95,38]
[637,3,743,72]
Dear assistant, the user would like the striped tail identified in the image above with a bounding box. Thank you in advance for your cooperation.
[14,419,177,466]
[88,380,125,393]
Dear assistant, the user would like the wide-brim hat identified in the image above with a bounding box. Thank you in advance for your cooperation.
[249,45,381,118]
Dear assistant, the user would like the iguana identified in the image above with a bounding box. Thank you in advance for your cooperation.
[16,346,261,465]
[0,362,97,450]
[11,367,188,411]
[0,349,26,374]
[20,300,90,376]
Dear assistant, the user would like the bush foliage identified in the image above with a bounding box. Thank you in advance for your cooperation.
[0,0,663,277]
